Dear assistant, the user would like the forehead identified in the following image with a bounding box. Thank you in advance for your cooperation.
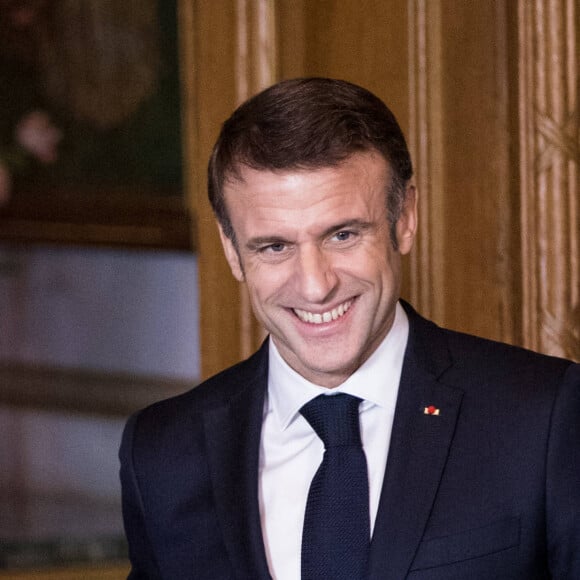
[222,152,391,226]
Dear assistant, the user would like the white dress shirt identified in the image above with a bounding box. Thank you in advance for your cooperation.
[259,302,409,580]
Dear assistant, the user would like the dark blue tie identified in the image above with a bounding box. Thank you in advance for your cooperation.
[300,394,370,580]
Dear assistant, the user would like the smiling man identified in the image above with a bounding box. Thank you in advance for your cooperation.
[120,78,580,580]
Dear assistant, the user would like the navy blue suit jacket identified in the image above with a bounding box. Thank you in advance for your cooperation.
[120,304,580,579]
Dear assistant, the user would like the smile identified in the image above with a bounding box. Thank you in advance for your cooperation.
[293,300,352,324]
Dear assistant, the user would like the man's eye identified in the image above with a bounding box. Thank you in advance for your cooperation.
[334,231,353,242]
[263,243,286,253]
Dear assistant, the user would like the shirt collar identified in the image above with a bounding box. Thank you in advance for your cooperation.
[267,302,409,430]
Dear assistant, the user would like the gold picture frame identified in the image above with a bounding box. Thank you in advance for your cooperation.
[0,0,194,251]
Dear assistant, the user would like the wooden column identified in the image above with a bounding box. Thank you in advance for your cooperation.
[407,0,445,322]
[518,0,579,360]
[181,0,276,379]
[234,0,276,360]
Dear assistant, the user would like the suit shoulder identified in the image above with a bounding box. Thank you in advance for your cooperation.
[125,341,268,435]
[433,327,578,407]
[404,301,576,389]
[442,326,573,373]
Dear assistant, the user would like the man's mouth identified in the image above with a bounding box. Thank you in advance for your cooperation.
[293,300,353,324]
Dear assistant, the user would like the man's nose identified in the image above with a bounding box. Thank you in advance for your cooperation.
[295,245,338,303]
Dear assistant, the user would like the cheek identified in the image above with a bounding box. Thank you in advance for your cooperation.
[343,246,395,280]
[245,265,291,304]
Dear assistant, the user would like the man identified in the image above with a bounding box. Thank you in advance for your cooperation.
[120,78,580,579]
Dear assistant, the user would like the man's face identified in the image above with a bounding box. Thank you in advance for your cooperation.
[219,151,417,388]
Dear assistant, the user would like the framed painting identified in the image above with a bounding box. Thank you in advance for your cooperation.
[0,0,193,251]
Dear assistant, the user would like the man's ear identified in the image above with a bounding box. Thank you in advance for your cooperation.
[218,224,245,282]
[396,184,418,255]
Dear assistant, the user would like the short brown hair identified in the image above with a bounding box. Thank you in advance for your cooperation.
[208,77,413,246]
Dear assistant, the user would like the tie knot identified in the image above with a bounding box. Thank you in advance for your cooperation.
[300,393,363,448]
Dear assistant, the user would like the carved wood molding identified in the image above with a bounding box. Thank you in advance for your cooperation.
[518,0,579,360]
[235,0,277,358]
[235,0,277,104]
[407,0,445,323]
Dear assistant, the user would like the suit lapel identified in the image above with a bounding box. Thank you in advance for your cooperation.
[203,345,273,580]
[369,306,464,580]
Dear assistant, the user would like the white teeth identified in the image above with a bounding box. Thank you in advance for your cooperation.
[294,301,352,324]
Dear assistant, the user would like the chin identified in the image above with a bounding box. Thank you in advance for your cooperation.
[299,354,358,382]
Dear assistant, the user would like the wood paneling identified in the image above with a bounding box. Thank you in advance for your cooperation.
[190,0,579,379]
[407,0,445,322]
[437,0,516,342]
[517,0,579,360]
[233,0,277,361]
[184,1,243,379]
[0,564,129,580]
[281,0,410,132]
[305,0,409,108]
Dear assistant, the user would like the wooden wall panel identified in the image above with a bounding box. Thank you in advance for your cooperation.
[436,1,515,343]
[233,0,277,361]
[188,0,579,379]
[517,0,579,360]
[407,0,445,322]
[0,565,129,580]
[279,0,516,343]
[186,0,276,378]
[184,1,243,379]
[305,0,409,120]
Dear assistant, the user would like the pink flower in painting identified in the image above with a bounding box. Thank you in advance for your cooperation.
[15,110,62,164]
